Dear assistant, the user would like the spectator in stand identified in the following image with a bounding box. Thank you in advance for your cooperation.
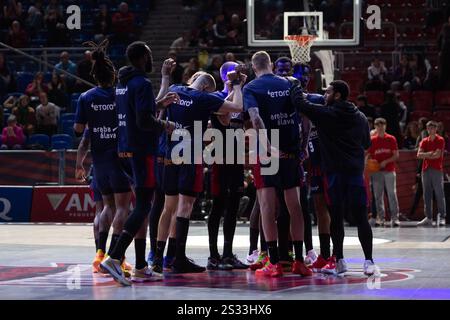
[198,18,215,48]
[2,0,23,26]
[6,20,28,48]
[93,4,112,42]
[367,118,401,227]
[111,2,135,44]
[45,8,66,46]
[45,0,63,19]
[35,92,60,136]
[25,72,48,97]
[225,52,237,62]
[227,13,243,46]
[356,95,377,119]
[392,54,413,90]
[182,57,200,84]
[416,117,430,148]
[366,56,388,91]
[417,121,447,227]
[408,54,430,91]
[76,50,94,92]
[55,51,77,89]
[1,115,25,150]
[170,31,191,52]
[205,54,223,85]
[167,51,185,85]
[47,72,67,110]
[437,121,450,152]
[438,14,450,89]
[403,121,420,150]
[0,53,17,100]
[213,14,228,46]
[25,4,43,37]
[11,94,36,136]
[380,91,402,145]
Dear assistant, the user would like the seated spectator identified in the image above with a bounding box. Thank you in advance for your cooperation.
[182,57,200,84]
[404,121,420,150]
[198,18,215,48]
[366,57,388,91]
[205,54,223,84]
[45,8,67,46]
[12,95,36,136]
[47,72,67,110]
[45,0,63,20]
[25,72,48,97]
[35,92,60,136]
[170,31,191,52]
[213,14,228,46]
[1,115,26,150]
[6,20,28,48]
[55,52,77,89]
[380,91,402,145]
[112,2,135,44]
[392,54,413,90]
[408,54,430,91]
[225,52,237,62]
[415,117,430,148]
[0,53,17,100]
[3,95,17,109]
[437,121,450,152]
[167,51,185,85]
[93,4,112,42]
[25,4,43,36]
[356,95,377,119]
[76,51,94,92]
[227,13,243,46]
[2,0,23,27]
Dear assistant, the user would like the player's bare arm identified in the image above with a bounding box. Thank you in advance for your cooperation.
[75,134,90,181]
[156,58,176,100]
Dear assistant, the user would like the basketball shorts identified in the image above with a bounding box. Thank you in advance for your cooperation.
[323,173,368,207]
[210,163,244,197]
[163,162,203,197]
[94,159,131,195]
[253,157,301,190]
[119,153,156,189]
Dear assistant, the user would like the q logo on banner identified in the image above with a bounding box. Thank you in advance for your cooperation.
[0,198,12,221]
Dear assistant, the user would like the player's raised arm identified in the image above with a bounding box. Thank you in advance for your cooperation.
[156,58,176,100]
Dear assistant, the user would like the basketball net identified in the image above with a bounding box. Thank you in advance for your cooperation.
[284,33,316,64]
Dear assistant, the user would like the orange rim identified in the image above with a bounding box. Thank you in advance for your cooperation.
[284,35,316,45]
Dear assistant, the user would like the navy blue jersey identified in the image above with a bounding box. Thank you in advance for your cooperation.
[306,93,325,167]
[165,85,224,160]
[116,67,158,155]
[75,87,118,163]
[243,74,300,154]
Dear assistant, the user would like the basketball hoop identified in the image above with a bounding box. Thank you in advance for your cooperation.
[284,35,317,64]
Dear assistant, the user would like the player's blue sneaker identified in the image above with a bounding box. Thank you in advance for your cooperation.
[163,256,174,271]
[147,250,155,265]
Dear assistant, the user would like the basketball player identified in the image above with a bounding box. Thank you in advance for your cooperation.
[291,62,332,272]
[100,41,178,286]
[291,80,378,276]
[155,72,244,274]
[207,61,248,271]
[75,129,105,273]
[273,57,318,269]
[244,51,312,277]
[74,41,133,277]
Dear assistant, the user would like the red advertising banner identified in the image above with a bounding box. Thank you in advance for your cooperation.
[30,186,96,223]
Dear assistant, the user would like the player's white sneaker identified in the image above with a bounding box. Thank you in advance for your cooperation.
[304,249,318,266]
[417,217,433,227]
[246,250,259,264]
[100,256,131,286]
[363,260,379,276]
[438,214,446,227]
[131,266,163,282]
[368,218,376,227]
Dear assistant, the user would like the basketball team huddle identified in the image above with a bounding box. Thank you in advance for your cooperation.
[74,40,378,286]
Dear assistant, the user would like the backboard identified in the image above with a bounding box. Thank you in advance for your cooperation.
[247,0,362,47]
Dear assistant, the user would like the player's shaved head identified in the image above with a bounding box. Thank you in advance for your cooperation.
[251,51,271,72]
[187,71,207,85]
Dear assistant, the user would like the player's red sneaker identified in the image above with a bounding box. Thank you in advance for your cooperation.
[310,255,329,272]
[292,260,313,276]
[321,256,337,274]
[249,253,269,271]
[255,262,283,277]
